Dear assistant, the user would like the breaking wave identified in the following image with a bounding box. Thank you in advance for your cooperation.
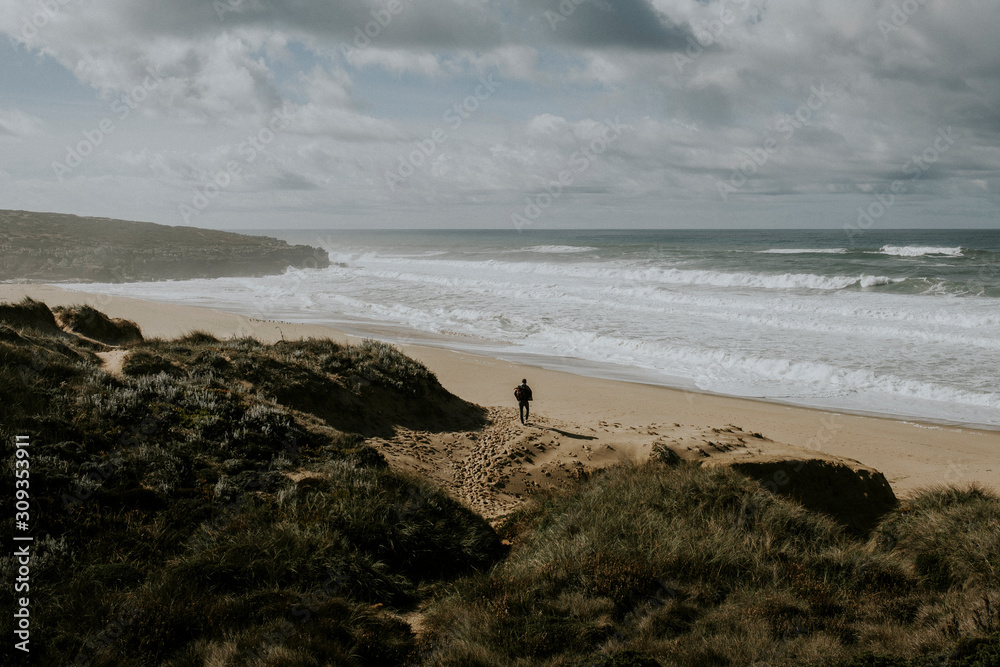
[758,248,848,254]
[521,245,598,254]
[879,245,964,257]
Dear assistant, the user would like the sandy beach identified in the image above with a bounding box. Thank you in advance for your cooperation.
[4,283,998,518]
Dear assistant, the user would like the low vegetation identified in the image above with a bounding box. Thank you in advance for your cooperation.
[421,463,999,666]
[0,300,496,665]
[1,300,996,666]
[53,304,143,345]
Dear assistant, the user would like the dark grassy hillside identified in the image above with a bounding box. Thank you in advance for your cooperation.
[1,300,997,666]
[0,209,329,282]
[0,300,497,665]
[420,463,1000,667]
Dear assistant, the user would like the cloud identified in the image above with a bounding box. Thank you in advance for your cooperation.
[527,0,695,51]
[0,0,997,228]
[0,109,44,137]
[285,66,408,141]
[343,48,446,77]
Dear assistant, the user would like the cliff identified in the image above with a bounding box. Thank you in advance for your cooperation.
[0,209,329,282]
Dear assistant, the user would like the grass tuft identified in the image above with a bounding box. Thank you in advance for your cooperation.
[52,304,143,345]
[0,296,61,332]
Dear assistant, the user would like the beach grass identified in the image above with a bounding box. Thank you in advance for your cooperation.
[0,301,498,665]
[1,300,997,666]
[420,462,999,666]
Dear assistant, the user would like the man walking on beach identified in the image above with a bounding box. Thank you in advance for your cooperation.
[514,378,533,425]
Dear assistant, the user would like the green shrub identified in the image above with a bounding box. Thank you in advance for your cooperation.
[178,330,220,345]
[121,351,184,377]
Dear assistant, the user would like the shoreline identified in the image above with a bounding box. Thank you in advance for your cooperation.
[38,280,1000,434]
[49,279,1000,434]
[3,282,999,499]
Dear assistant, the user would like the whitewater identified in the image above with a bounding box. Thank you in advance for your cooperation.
[64,229,1000,428]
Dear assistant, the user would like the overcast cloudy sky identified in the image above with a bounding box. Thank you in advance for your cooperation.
[1,0,997,230]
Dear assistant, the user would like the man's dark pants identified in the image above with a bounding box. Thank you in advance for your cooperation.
[518,400,530,423]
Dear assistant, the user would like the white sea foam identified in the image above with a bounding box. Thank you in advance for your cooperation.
[758,248,848,254]
[521,326,1000,412]
[331,252,898,292]
[591,286,1000,350]
[879,245,964,257]
[62,235,1000,427]
[898,421,943,430]
[522,245,597,253]
[858,275,897,287]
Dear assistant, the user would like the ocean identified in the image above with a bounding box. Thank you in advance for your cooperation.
[65,228,1000,429]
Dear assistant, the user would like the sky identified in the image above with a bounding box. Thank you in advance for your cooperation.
[0,0,998,231]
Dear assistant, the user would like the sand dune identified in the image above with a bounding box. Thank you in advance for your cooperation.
[3,283,998,521]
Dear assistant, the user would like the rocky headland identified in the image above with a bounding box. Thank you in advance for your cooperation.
[0,209,329,282]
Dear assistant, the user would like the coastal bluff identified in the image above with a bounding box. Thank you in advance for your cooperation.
[0,209,329,282]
